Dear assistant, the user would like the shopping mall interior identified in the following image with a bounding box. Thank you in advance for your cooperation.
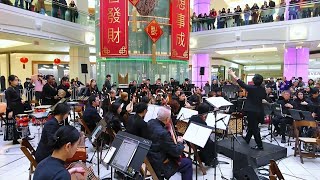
[1,0,320,179]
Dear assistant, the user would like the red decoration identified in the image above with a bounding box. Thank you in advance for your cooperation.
[100,0,128,57]
[129,0,140,6]
[20,57,28,64]
[54,58,61,65]
[171,0,190,60]
[144,19,163,43]
[20,57,28,69]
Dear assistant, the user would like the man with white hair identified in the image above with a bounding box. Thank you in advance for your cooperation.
[147,107,192,180]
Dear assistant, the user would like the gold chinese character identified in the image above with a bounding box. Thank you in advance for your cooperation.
[108,27,121,43]
[176,32,185,47]
[109,0,119,3]
[177,13,185,28]
[108,7,121,23]
[151,26,157,36]
[178,0,186,10]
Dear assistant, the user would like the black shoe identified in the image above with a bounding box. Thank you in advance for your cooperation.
[251,145,263,150]
[281,137,286,143]
[12,140,20,145]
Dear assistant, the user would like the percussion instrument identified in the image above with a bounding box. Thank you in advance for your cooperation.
[58,89,67,98]
[15,114,29,127]
[31,112,50,126]
[67,162,99,180]
[34,105,51,112]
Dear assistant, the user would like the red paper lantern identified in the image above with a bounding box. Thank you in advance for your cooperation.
[54,58,61,65]
[20,57,28,69]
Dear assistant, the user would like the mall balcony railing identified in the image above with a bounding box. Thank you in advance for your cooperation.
[191,1,320,32]
[1,0,94,27]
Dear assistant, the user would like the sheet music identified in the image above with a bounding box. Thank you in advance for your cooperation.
[183,123,212,148]
[206,113,231,130]
[104,146,116,164]
[206,97,233,108]
[144,105,161,122]
[177,108,198,122]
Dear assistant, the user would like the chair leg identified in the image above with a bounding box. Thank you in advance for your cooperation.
[294,138,298,157]
[298,141,304,164]
[29,164,32,180]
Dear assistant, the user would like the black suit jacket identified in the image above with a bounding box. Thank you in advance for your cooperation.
[35,118,61,163]
[126,114,149,139]
[237,79,266,113]
[42,84,57,105]
[83,105,101,132]
[147,119,184,179]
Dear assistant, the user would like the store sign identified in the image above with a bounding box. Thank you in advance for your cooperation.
[100,0,128,57]
[170,0,190,60]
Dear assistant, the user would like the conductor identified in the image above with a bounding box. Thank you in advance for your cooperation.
[228,69,266,150]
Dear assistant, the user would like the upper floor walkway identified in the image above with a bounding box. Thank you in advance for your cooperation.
[0,1,95,47]
[190,1,320,53]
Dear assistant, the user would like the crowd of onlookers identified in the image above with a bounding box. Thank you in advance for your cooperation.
[0,0,79,22]
[191,0,320,31]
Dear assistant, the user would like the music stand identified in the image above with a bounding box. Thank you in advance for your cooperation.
[106,131,152,178]
[205,97,235,180]
[88,120,107,178]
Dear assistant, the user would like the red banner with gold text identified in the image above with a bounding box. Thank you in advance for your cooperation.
[100,0,128,57]
[171,0,190,60]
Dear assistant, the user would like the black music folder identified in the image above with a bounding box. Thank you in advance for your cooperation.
[106,131,152,178]
[289,109,314,121]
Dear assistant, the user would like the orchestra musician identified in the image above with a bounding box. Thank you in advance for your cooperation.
[189,103,217,166]
[293,91,309,111]
[104,102,123,134]
[147,107,192,180]
[272,91,294,143]
[83,79,99,97]
[188,87,202,107]
[265,87,277,103]
[172,89,181,102]
[83,95,102,132]
[229,69,266,150]
[177,92,191,110]
[35,103,70,163]
[42,75,59,105]
[33,126,85,180]
[101,89,117,117]
[306,88,320,121]
[57,77,71,99]
[126,102,149,139]
[5,75,26,144]
[104,74,112,93]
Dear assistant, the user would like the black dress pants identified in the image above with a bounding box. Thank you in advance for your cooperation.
[273,116,293,138]
[245,111,263,147]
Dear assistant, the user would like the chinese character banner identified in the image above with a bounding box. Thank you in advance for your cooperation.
[170,0,190,60]
[100,0,128,57]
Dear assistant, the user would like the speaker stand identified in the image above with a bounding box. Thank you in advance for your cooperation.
[200,75,203,89]
[84,73,87,84]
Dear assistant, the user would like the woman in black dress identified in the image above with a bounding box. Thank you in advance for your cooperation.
[5,75,24,144]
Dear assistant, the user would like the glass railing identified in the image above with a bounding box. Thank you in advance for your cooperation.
[191,1,320,32]
[1,0,94,26]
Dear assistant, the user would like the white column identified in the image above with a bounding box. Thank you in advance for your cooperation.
[69,46,90,84]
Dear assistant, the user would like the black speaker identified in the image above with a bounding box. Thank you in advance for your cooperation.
[235,166,260,180]
[81,64,88,74]
[200,67,205,75]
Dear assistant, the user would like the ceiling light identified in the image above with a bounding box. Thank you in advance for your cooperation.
[43,65,50,68]
[216,47,277,55]
[0,39,31,49]
[58,64,64,67]
[318,43,320,47]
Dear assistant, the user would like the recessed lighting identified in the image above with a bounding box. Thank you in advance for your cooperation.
[318,43,320,47]
[50,42,54,45]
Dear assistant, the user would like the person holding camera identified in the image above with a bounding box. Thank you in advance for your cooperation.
[31,74,46,104]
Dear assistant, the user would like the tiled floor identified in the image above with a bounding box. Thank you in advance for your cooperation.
[0,122,320,180]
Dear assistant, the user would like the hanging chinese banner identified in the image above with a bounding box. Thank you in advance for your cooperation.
[100,0,128,57]
[145,19,163,64]
[170,0,190,60]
